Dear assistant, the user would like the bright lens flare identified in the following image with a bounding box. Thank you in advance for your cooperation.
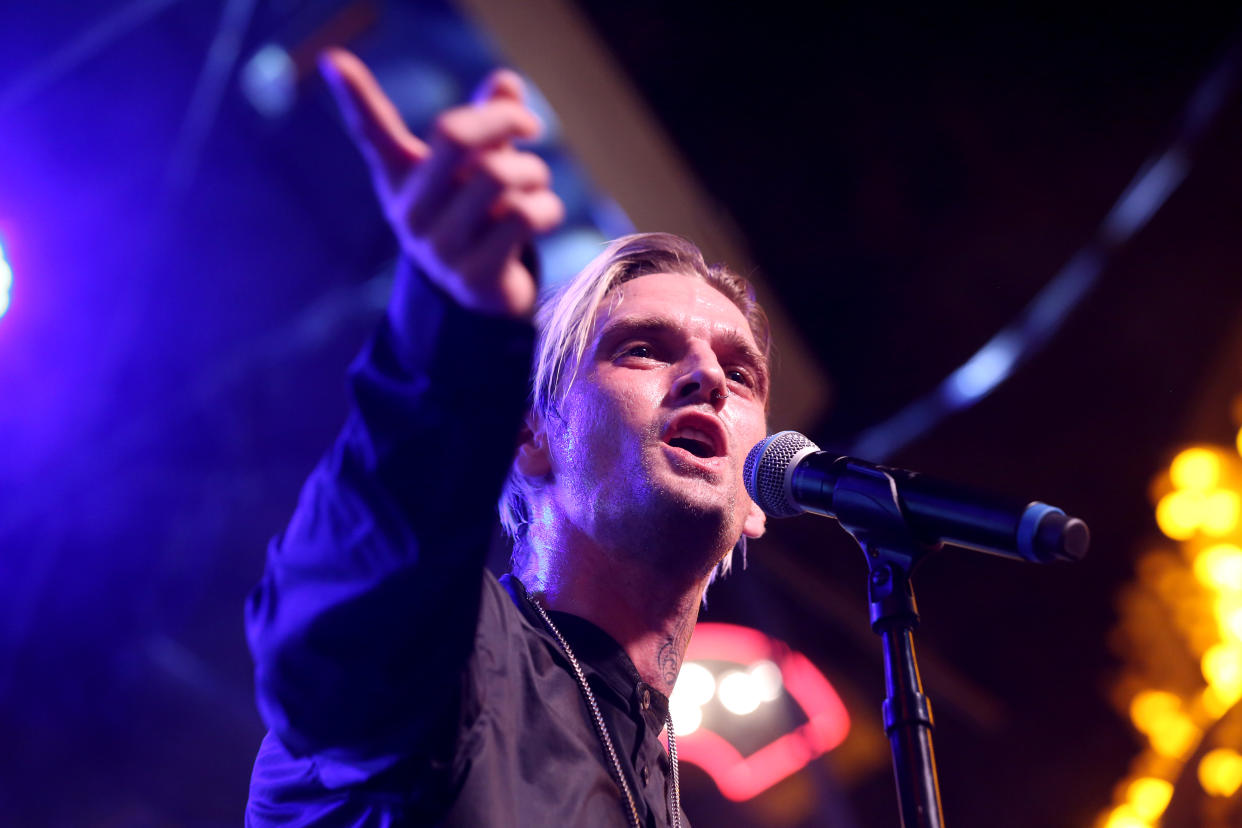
[1199,748,1242,797]
[1170,448,1221,491]
[1125,777,1173,821]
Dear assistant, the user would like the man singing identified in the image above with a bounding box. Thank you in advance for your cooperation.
[245,48,772,827]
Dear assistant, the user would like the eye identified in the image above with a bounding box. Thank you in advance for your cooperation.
[726,367,756,388]
[615,341,662,362]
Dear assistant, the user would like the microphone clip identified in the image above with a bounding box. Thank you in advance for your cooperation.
[829,458,935,631]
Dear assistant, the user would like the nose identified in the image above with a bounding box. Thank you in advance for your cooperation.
[672,343,728,409]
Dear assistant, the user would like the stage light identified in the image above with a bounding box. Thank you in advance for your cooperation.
[1194,544,1242,592]
[241,44,297,119]
[1170,447,1220,492]
[1125,777,1172,821]
[0,235,11,322]
[1155,490,1204,539]
[1199,748,1242,797]
[1202,490,1240,536]
[944,332,1018,405]
[1201,643,1242,705]
[673,661,715,706]
[718,669,761,715]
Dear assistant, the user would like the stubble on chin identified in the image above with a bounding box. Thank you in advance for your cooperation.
[614,453,739,577]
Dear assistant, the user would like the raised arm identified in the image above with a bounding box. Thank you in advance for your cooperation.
[245,50,563,769]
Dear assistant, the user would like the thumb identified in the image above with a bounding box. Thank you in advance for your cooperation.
[319,48,429,185]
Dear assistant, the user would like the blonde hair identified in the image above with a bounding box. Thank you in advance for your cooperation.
[500,232,771,574]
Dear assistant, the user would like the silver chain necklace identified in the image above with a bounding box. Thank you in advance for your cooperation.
[526,594,682,828]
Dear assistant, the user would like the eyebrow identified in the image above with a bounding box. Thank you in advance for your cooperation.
[594,313,771,395]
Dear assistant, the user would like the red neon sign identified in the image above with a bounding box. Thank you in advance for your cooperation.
[674,622,850,801]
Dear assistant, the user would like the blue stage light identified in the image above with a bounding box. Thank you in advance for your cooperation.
[0,236,12,322]
[241,44,297,119]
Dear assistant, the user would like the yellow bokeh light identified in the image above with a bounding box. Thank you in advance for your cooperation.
[1148,714,1200,759]
[1126,777,1173,820]
[1202,685,1234,718]
[1171,448,1221,491]
[1236,425,1242,459]
[1103,804,1150,828]
[1217,592,1242,642]
[1129,690,1181,731]
[1202,490,1241,536]
[1156,491,1206,540]
[1202,643,1242,704]
[1130,691,1201,758]
[1226,605,1242,642]
[1199,748,1242,797]
[1194,544,1242,591]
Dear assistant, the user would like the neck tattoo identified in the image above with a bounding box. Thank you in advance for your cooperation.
[656,614,692,691]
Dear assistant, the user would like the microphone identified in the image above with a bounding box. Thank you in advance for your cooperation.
[744,431,1088,564]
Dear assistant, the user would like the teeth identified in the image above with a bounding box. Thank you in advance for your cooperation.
[667,425,720,457]
[674,426,713,446]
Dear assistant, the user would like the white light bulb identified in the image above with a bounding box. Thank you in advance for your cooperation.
[673,661,716,706]
[748,660,783,702]
[718,670,761,715]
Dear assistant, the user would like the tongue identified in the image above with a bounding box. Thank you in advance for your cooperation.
[670,437,713,458]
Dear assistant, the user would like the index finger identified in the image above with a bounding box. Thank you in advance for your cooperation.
[319,48,429,185]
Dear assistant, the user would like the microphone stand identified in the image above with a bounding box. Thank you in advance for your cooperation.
[832,460,944,828]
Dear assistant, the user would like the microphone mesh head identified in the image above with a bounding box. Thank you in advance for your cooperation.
[744,430,820,518]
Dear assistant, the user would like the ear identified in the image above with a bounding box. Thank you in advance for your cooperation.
[742,499,766,540]
[514,409,552,478]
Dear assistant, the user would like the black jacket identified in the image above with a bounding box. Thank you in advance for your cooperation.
[245,263,686,826]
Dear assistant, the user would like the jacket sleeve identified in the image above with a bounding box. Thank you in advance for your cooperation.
[245,259,535,776]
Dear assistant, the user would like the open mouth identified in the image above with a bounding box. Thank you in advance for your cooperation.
[669,434,716,458]
[663,418,725,461]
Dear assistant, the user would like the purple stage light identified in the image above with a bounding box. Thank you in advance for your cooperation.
[0,234,12,322]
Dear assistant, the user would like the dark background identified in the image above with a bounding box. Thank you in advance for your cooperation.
[2,1,1241,825]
